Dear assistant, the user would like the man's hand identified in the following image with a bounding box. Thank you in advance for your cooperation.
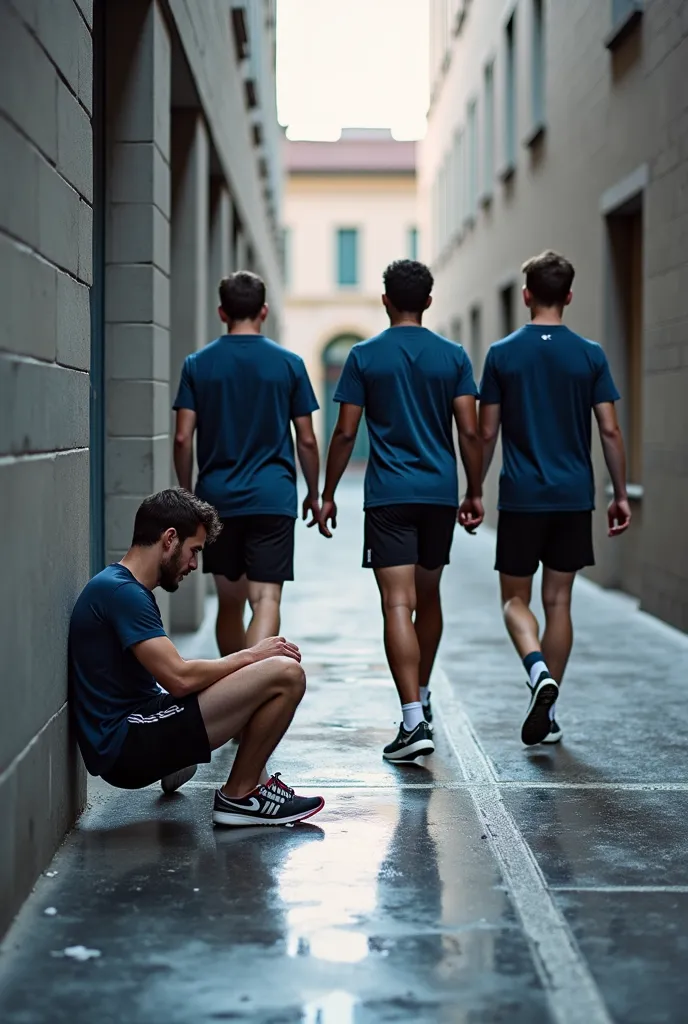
[249,636,302,663]
[319,499,338,538]
[458,496,485,534]
[302,494,321,528]
[607,498,631,537]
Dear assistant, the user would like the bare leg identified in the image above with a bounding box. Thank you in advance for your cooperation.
[414,566,444,690]
[197,655,306,797]
[541,568,576,685]
[246,581,283,648]
[500,574,539,660]
[214,575,248,656]
[374,565,420,706]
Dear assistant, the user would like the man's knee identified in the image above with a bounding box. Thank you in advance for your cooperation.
[382,596,415,619]
[542,590,572,614]
[269,655,306,697]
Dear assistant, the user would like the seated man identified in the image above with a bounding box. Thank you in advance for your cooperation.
[68,488,324,827]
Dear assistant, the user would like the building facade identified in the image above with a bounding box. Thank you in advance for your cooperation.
[421,0,688,630]
[283,130,417,455]
[0,0,283,935]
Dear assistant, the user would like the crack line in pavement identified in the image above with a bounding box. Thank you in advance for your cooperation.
[179,779,688,791]
[434,666,613,1024]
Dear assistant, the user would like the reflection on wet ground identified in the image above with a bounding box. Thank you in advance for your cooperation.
[2,479,688,1021]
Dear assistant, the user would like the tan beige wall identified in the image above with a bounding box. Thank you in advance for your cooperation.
[284,173,417,443]
[421,0,688,630]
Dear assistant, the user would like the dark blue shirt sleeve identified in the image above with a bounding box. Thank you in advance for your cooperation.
[334,348,365,407]
[455,348,479,398]
[173,356,196,411]
[108,583,166,651]
[592,350,621,405]
[290,360,320,419]
[479,348,502,404]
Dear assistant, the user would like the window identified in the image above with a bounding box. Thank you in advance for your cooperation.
[530,0,545,136]
[456,129,465,230]
[450,317,463,344]
[467,100,478,220]
[282,227,291,288]
[469,305,482,373]
[500,283,516,336]
[336,228,358,286]
[408,227,419,261]
[503,12,517,175]
[483,62,495,197]
[606,0,643,49]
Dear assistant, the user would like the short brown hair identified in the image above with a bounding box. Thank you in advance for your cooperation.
[521,250,575,307]
[132,489,222,547]
[218,271,266,322]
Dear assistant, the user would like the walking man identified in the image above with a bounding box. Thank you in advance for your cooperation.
[69,489,324,826]
[479,250,631,746]
[319,260,484,763]
[173,271,321,656]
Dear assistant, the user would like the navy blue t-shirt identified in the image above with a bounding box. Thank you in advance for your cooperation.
[68,564,167,776]
[334,326,478,509]
[174,335,319,518]
[480,324,620,512]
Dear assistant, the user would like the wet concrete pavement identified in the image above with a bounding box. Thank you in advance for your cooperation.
[2,476,688,1023]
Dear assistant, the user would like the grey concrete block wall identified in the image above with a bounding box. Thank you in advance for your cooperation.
[104,0,172,623]
[0,0,91,935]
[169,110,209,631]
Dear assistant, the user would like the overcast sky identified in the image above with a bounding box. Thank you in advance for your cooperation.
[276,0,430,141]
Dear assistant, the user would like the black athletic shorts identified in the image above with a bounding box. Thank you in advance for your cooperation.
[203,515,295,583]
[496,510,595,577]
[101,692,211,790]
[363,504,457,570]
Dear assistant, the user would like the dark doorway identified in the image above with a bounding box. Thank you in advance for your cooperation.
[322,335,369,462]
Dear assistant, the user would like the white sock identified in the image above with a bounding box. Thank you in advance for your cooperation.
[420,686,430,707]
[549,701,558,721]
[402,702,424,731]
[528,660,549,688]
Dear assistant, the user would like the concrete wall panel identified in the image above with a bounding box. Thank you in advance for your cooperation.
[0,357,89,456]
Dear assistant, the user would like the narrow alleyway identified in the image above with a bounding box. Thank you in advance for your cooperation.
[2,477,688,1023]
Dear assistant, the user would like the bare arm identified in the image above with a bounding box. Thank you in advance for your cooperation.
[131,635,301,698]
[293,414,321,526]
[173,409,196,492]
[320,403,363,537]
[452,395,484,531]
[479,402,501,482]
[594,401,631,536]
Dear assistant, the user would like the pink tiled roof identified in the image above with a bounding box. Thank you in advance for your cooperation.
[285,138,416,174]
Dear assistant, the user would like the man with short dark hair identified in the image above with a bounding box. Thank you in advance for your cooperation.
[69,488,324,826]
[480,250,631,746]
[173,271,320,657]
[320,260,484,764]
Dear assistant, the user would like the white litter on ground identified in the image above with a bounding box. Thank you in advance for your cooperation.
[45,871,59,878]
[44,907,58,916]
[62,946,102,961]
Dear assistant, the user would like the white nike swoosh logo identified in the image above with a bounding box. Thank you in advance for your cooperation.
[220,796,261,811]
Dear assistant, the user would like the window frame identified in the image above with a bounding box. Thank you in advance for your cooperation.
[335,227,360,288]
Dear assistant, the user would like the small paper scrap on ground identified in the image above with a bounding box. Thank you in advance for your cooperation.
[44,907,58,916]
[62,946,102,961]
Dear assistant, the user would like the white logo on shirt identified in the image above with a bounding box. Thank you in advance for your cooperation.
[541,334,552,341]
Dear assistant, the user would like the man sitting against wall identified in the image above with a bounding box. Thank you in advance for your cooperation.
[68,488,324,827]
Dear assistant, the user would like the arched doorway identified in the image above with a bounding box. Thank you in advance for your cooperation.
[322,334,370,462]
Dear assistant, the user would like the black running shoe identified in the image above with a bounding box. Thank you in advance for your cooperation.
[423,694,433,732]
[383,721,435,763]
[522,674,559,746]
[541,718,563,744]
[212,773,325,827]
[161,764,197,794]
